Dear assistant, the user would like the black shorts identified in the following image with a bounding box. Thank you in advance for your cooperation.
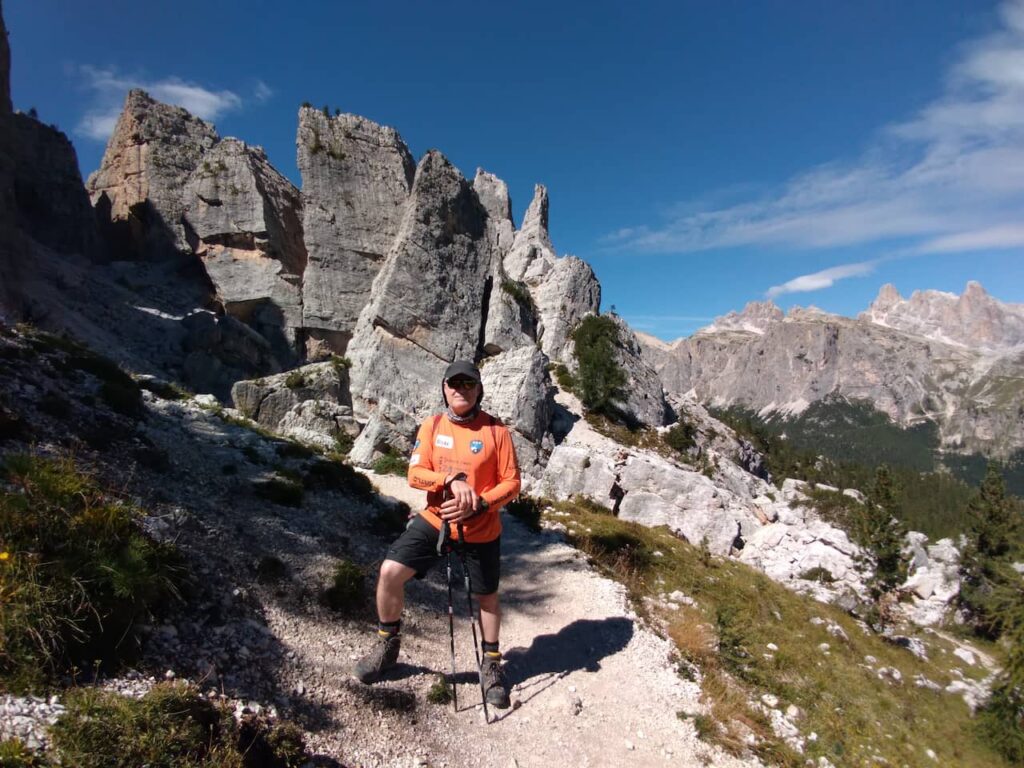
[385,515,501,595]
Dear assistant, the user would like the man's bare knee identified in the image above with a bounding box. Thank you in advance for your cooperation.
[379,559,415,589]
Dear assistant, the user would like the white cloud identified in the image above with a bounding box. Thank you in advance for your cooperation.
[766,260,878,299]
[611,0,1024,262]
[75,65,244,141]
[253,80,274,103]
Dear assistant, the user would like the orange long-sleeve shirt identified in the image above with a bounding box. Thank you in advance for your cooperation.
[408,410,521,543]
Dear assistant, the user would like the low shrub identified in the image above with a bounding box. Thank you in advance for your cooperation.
[552,363,575,391]
[665,420,697,454]
[252,476,304,507]
[284,371,306,390]
[506,496,543,532]
[303,455,375,501]
[322,559,364,612]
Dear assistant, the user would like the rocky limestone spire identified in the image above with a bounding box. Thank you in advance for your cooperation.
[873,283,903,311]
[297,107,415,354]
[504,184,554,281]
[345,149,495,461]
[0,0,11,115]
[87,89,219,259]
[182,138,307,363]
[476,169,536,355]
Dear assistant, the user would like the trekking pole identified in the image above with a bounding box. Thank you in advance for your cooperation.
[457,522,491,724]
[437,521,458,712]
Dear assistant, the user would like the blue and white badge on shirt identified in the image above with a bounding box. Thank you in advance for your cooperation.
[470,440,484,454]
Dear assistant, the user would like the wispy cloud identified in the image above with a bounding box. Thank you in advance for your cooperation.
[76,65,245,141]
[610,1,1024,260]
[766,260,878,299]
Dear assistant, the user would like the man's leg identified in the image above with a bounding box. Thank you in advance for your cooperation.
[377,558,416,622]
[475,590,501,643]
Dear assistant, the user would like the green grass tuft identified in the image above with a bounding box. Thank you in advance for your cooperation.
[0,454,184,693]
[372,448,408,477]
[427,674,453,705]
[48,681,306,767]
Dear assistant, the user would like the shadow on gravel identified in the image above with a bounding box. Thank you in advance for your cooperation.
[501,616,634,704]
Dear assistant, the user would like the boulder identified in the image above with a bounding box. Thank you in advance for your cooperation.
[183,138,306,362]
[87,89,218,259]
[297,108,415,353]
[230,361,356,449]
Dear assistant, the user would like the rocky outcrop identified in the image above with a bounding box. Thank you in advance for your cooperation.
[230,361,358,449]
[346,151,495,462]
[539,407,870,600]
[639,292,1024,457]
[0,0,10,115]
[606,315,669,427]
[529,255,601,363]
[182,138,306,363]
[297,108,415,353]
[479,346,554,481]
[861,282,1024,352]
[702,300,784,335]
[11,115,99,258]
[87,90,218,260]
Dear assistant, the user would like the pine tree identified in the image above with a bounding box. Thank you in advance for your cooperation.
[862,465,908,602]
[571,315,627,417]
[959,463,1019,639]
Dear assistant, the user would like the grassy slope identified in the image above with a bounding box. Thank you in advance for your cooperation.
[547,500,1009,768]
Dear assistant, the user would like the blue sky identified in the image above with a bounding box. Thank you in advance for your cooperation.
[7,0,1024,340]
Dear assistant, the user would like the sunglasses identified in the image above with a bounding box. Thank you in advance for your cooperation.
[446,378,478,391]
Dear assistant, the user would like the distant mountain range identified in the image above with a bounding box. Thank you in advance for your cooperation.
[638,282,1024,461]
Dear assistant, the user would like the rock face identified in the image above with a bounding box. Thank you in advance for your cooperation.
[297,108,415,353]
[606,315,669,427]
[182,138,306,363]
[0,0,10,115]
[861,282,1024,352]
[87,90,219,260]
[639,286,1024,457]
[345,150,498,462]
[10,115,99,258]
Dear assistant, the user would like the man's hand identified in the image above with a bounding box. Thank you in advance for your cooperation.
[439,478,478,521]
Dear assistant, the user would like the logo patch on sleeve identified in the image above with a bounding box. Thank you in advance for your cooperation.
[413,439,420,449]
[435,434,454,449]
[410,453,420,466]
[470,440,484,454]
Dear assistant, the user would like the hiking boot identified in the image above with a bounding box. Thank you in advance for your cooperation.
[353,633,401,684]
[480,656,510,709]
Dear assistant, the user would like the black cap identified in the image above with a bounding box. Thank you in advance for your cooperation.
[443,360,481,382]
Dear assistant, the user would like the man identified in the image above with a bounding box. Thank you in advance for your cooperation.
[354,360,521,708]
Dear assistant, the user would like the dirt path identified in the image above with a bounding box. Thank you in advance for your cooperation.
[267,474,759,768]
